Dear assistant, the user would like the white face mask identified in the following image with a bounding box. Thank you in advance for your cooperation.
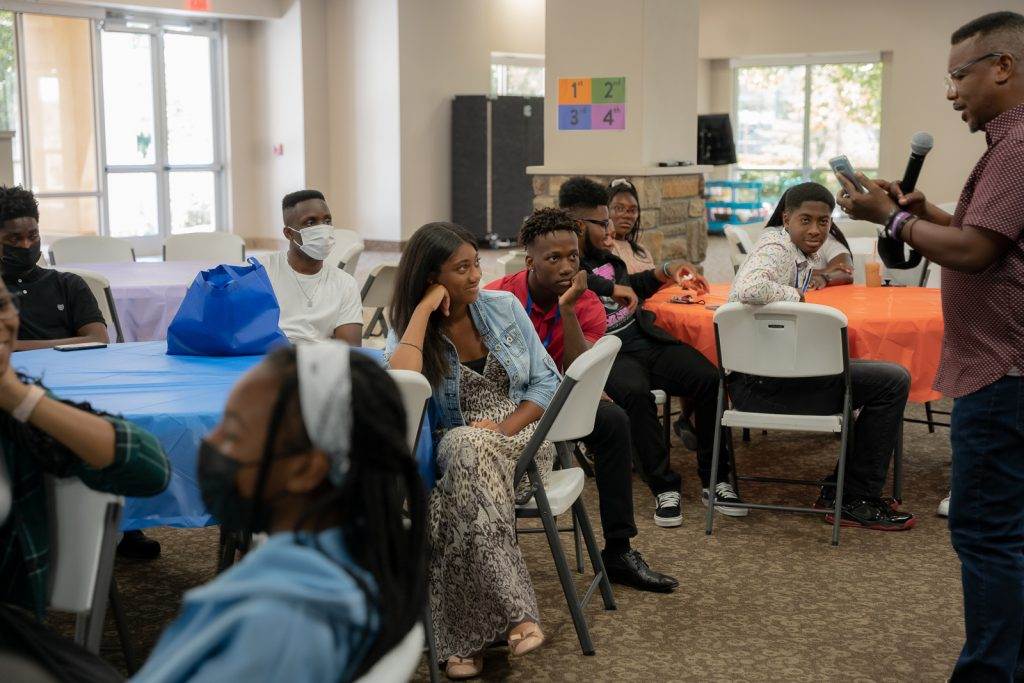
[291,224,335,261]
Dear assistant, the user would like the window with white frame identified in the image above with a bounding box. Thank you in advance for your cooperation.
[490,52,545,97]
[732,53,883,204]
[0,7,225,252]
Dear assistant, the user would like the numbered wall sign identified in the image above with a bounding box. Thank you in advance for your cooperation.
[557,77,626,131]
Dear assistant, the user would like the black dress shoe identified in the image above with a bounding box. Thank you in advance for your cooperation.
[117,530,161,560]
[601,548,679,593]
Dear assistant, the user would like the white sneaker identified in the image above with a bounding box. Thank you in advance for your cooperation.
[654,491,683,527]
[937,492,950,517]
[702,482,749,517]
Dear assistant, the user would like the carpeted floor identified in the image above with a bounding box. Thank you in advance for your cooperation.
[50,400,964,682]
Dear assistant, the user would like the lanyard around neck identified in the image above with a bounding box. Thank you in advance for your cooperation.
[525,290,560,349]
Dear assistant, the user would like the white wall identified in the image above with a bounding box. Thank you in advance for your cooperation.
[326,0,402,243]
[396,0,491,241]
[698,0,1009,204]
[246,0,306,239]
[300,0,329,194]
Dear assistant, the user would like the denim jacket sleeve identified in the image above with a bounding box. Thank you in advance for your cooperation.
[512,298,561,410]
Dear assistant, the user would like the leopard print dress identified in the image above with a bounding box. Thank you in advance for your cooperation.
[429,354,555,660]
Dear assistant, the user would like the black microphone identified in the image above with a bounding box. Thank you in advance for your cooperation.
[879,132,934,270]
[899,131,934,194]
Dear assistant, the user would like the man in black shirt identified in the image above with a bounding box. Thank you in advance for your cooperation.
[559,176,744,527]
[1,185,159,560]
[0,186,107,350]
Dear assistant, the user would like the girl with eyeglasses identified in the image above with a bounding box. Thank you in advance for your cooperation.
[606,178,656,274]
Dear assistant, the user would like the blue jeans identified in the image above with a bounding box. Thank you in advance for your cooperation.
[949,375,1024,682]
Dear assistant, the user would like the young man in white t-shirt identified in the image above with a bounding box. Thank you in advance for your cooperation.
[259,190,363,345]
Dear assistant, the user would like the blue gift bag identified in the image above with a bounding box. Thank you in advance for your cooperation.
[167,258,289,356]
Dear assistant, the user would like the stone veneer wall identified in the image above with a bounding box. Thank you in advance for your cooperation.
[530,173,708,266]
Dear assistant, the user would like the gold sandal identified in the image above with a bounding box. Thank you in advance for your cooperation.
[445,655,483,680]
[508,622,545,657]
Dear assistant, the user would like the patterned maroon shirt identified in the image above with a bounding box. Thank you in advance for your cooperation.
[935,102,1024,397]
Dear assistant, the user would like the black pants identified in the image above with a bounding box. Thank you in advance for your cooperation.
[580,401,637,542]
[0,604,123,683]
[603,341,730,494]
[727,359,910,499]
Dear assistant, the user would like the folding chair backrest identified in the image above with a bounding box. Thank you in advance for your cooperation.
[714,301,847,378]
[58,268,124,343]
[832,218,878,239]
[545,335,622,442]
[387,369,433,452]
[361,264,398,309]
[48,477,123,613]
[324,228,363,272]
[50,236,135,266]
[337,241,364,276]
[353,623,425,683]
[163,232,245,263]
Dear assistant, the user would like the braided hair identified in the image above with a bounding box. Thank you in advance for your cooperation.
[255,348,428,679]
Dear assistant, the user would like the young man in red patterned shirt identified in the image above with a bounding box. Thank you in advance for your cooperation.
[486,208,678,594]
[837,12,1024,680]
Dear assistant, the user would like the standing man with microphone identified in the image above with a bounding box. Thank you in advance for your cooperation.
[837,11,1024,681]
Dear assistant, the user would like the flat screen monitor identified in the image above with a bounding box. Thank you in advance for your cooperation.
[697,113,737,166]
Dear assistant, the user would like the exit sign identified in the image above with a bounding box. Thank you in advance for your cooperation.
[187,0,210,10]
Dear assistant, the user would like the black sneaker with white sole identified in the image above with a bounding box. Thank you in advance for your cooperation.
[654,491,682,527]
[701,482,748,517]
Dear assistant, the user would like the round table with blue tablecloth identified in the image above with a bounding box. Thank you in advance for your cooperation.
[10,341,435,530]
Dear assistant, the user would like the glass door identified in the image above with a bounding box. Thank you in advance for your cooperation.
[99,18,223,255]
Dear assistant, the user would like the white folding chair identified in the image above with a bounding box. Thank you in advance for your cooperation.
[387,368,432,453]
[324,228,364,273]
[163,232,245,263]
[361,264,398,338]
[723,226,755,274]
[354,624,426,683]
[497,250,527,275]
[47,477,128,655]
[705,302,854,546]
[58,268,125,344]
[832,217,879,239]
[49,236,135,266]
[514,335,621,655]
[386,368,441,682]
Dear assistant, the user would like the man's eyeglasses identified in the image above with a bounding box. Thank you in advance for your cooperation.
[578,218,610,229]
[945,52,1007,94]
[0,290,20,321]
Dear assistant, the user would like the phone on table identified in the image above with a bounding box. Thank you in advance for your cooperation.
[670,295,704,305]
[54,342,107,352]
[828,155,867,193]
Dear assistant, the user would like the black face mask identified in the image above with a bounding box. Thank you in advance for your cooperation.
[1,242,41,276]
[197,440,271,534]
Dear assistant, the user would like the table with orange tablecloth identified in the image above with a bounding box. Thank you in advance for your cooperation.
[645,283,945,403]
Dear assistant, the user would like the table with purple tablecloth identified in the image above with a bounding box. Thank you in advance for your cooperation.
[62,261,221,342]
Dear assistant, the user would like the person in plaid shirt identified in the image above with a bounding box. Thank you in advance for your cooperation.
[0,265,170,681]
[838,12,1024,680]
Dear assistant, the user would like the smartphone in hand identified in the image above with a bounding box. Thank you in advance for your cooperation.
[828,155,867,193]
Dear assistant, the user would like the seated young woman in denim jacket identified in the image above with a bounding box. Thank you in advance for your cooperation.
[386,222,560,680]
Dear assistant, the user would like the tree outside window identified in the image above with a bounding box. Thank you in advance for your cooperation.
[735,59,882,206]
